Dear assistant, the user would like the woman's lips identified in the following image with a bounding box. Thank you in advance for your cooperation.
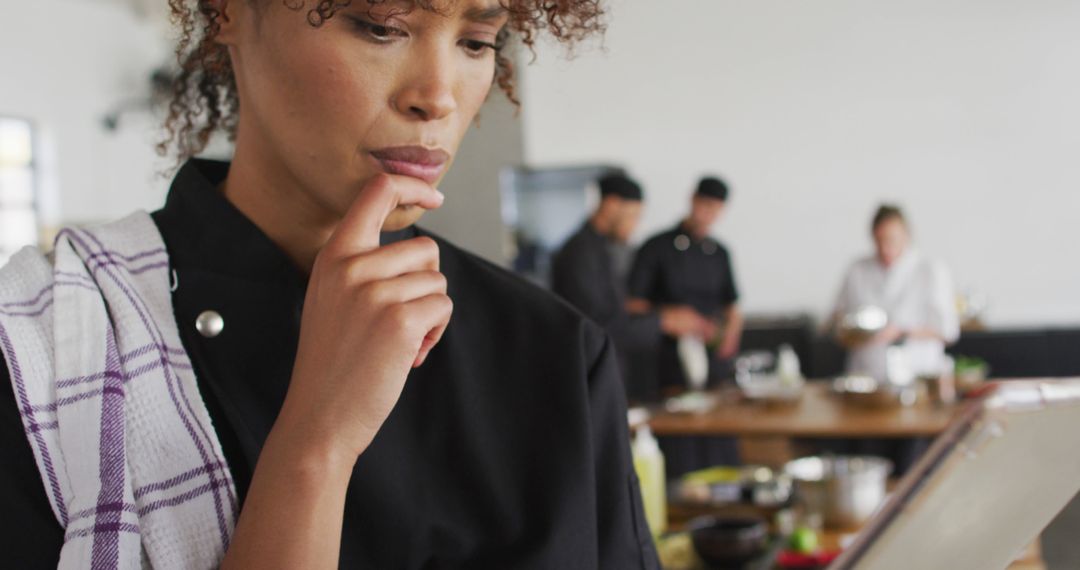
[370,146,450,185]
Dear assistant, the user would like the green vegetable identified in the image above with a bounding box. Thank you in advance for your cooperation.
[954,355,988,372]
[789,526,819,554]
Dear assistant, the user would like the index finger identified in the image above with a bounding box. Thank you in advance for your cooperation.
[323,174,445,257]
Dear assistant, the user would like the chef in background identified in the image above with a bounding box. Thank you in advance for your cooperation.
[831,204,960,381]
[627,176,743,393]
[552,173,711,401]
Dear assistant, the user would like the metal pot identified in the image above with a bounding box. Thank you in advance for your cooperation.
[832,375,917,409]
[784,456,893,528]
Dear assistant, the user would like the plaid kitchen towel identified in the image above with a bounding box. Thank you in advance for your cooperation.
[0,212,237,569]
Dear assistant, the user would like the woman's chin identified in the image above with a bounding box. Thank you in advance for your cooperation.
[382,205,426,232]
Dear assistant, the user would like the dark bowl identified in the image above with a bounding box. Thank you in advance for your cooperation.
[688,515,769,569]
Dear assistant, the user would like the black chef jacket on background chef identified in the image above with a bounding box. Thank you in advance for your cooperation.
[0,160,660,569]
[627,223,741,475]
[628,223,740,390]
[551,222,661,403]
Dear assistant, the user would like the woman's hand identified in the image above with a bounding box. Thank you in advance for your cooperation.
[276,173,453,461]
[221,174,450,570]
[871,324,905,346]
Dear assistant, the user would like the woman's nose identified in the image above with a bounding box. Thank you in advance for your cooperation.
[393,53,459,121]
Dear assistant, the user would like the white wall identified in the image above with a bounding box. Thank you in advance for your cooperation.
[520,0,1080,327]
[0,0,172,231]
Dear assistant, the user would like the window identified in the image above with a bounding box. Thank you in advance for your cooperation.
[0,117,38,267]
[500,164,622,286]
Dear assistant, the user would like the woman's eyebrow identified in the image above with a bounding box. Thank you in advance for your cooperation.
[463,5,508,22]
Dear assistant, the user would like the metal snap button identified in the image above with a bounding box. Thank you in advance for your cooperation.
[196,310,225,338]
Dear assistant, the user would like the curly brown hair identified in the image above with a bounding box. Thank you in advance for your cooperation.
[159,0,604,161]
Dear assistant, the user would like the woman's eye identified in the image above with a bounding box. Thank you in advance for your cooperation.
[349,17,404,43]
[461,39,497,58]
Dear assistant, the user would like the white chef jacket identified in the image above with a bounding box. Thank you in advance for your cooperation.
[832,249,960,381]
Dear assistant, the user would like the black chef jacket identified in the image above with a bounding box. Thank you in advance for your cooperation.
[628,223,739,320]
[0,159,660,569]
[627,223,739,390]
[551,222,661,402]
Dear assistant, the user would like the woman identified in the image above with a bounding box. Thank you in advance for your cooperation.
[826,205,960,474]
[831,204,960,381]
[0,1,658,568]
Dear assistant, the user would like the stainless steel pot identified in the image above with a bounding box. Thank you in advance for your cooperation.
[784,456,893,528]
[832,375,918,409]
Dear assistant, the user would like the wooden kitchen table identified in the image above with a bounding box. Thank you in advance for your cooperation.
[648,382,956,439]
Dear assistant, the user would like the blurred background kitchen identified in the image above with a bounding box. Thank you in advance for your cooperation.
[3,0,1080,568]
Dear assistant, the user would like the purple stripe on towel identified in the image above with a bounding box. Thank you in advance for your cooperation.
[70,502,138,523]
[85,247,166,264]
[32,359,195,416]
[134,460,228,499]
[68,459,233,524]
[65,457,234,524]
[55,270,96,285]
[57,280,105,294]
[0,320,68,526]
[124,261,170,276]
[52,231,169,276]
[55,372,110,391]
[65,522,141,542]
[52,357,193,394]
[88,258,170,276]
[118,342,187,364]
[31,372,123,413]
[27,420,59,433]
[0,283,51,308]
[137,477,234,517]
[66,460,232,524]
[90,333,127,569]
[55,344,190,390]
[0,298,54,318]
[0,280,100,310]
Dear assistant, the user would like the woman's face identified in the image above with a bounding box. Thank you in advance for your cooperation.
[873,217,909,268]
[220,0,507,230]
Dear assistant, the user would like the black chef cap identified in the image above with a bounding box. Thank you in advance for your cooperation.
[695,177,729,201]
[598,173,643,201]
